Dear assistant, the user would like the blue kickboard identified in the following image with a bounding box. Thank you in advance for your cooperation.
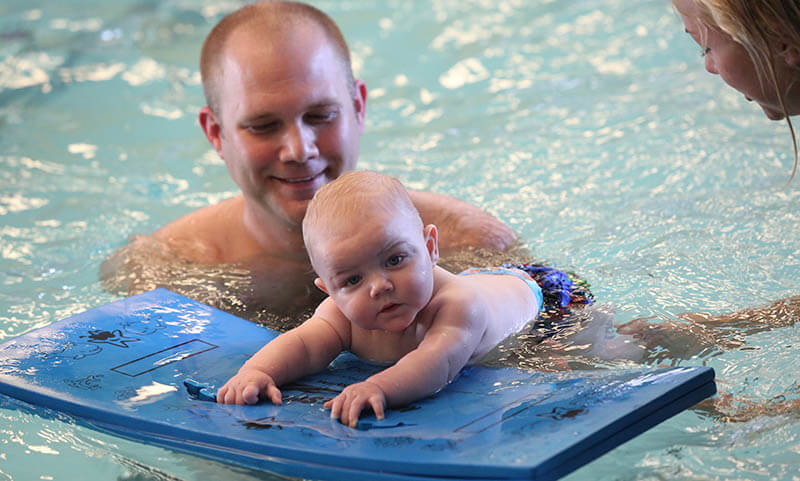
[0,289,715,481]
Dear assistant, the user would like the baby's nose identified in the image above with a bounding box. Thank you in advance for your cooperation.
[369,276,393,298]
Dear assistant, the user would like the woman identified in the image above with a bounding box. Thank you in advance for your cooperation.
[617,1,800,421]
[674,0,800,177]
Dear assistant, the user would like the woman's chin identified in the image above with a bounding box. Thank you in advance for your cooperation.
[761,105,786,121]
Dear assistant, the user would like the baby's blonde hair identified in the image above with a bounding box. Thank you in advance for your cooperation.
[302,171,422,265]
[679,0,800,181]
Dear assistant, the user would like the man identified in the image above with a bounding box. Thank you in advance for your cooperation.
[102,1,519,324]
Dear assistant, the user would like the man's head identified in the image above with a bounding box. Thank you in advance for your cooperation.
[198,1,367,230]
[303,171,440,332]
[200,1,355,118]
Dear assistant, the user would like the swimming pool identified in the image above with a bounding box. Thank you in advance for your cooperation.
[2,0,799,479]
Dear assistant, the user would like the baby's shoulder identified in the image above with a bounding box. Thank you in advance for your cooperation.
[429,274,487,316]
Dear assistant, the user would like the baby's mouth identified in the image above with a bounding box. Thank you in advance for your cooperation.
[379,303,400,314]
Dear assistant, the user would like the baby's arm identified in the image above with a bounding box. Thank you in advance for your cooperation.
[217,298,348,405]
[326,302,485,427]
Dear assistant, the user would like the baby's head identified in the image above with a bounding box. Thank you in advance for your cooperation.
[302,171,440,330]
[303,170,429,266]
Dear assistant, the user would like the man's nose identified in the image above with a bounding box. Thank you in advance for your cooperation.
[278,123,319,163]
[369,275,393,298]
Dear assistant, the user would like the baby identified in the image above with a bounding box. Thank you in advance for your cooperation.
[217,171,543,427]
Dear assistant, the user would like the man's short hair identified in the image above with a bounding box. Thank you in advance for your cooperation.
[200,1,355,116]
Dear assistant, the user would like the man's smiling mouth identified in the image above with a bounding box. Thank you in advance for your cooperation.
[285,175,315,183]
[276,172,322,184]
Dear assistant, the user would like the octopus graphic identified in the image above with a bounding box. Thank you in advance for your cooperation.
[81,329,140,348]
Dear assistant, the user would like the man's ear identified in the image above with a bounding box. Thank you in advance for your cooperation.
[198,106,224,156]
[424,224,439,265]
[352,79,368,134]
[314,277,329,295]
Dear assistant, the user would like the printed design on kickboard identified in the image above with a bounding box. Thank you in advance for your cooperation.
[31,314,167,364]
[65,374,104,391]
[77,313,167,349]
[115,385,138,401]
[81,329,140,348]
[39,341,103,361]
[121,314,166,336]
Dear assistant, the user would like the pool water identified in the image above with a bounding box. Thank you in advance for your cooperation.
[2,0,800,479]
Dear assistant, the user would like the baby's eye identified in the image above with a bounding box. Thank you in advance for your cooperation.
[701,47,711,57]
[386,255,404,267]
[345,275,362,286]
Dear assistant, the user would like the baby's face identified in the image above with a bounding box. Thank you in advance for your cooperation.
[310,209,436,332]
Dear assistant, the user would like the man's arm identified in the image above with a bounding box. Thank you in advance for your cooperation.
[99,234,186,296]
[678,295,800,334]
[99,196,248,296]
[408,190,517,253]
[616,295,800,362]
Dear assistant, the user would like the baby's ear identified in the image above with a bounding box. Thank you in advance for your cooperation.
[314,277,329,294]
[424,224,439,265]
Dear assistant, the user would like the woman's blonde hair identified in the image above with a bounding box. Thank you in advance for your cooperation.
[685,0,800,181]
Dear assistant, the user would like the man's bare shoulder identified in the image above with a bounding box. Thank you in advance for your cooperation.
[407,190,516,253]
[99,196,246,296]
[151,195,246,263]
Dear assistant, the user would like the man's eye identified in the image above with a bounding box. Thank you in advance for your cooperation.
[306,111,338,124]
[247,122,279,134]
[701,47,711,57]
[386,255,404,267]
[345,275,362,286]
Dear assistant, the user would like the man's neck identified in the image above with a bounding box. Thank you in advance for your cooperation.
[241,200,309,262]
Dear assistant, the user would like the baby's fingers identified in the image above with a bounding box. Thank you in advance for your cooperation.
[266,384,282,405]
[345,399,368,428]
[345,394,385,427]
[369,395,385,421]
[242,383,262,404]
[218,383,245,404]
[324,394,344,421]
[216,385,230,404]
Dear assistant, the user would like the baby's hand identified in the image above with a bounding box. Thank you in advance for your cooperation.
[324,381,386,428]
[216,368,282,405]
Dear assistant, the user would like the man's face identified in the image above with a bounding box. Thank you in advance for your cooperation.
[203,24,366,229]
